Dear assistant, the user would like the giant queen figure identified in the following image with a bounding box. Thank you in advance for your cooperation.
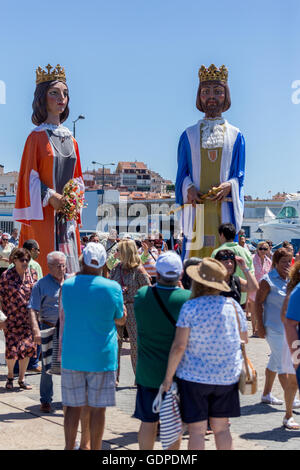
[13,64,84,274]
[175,64,245,259]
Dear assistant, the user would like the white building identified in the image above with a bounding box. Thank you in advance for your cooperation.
[0,195,20,233]
[242,200,283,239]
[0,165,18,195]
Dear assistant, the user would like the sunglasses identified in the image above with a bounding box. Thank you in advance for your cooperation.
[258,247,268,251]
[15,258,30,263]
[218,254,235,261]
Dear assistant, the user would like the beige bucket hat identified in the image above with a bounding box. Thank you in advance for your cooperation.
[186,257,231,292]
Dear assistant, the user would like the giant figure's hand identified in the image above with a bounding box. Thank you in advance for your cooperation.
[209,182,232,202]
[49,193,66,212]
[187,186,203,206]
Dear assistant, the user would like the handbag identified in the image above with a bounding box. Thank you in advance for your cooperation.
[152,382,182,449]
[41,325,61,375]
[239,343,257,395]
[232,300,257,395]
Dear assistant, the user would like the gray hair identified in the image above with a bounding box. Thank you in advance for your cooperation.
[47,251,66,265]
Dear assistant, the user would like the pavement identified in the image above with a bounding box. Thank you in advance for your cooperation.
[0,323,300,451]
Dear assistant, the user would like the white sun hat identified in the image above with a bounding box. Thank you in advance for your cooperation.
[155,251,183,279]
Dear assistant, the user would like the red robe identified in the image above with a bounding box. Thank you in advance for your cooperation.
[13,126,83,274]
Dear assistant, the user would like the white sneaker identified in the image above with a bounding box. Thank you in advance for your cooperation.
[292,399,300,409]
[261,393,283,405]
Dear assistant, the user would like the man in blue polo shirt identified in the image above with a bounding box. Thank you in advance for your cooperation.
[28,251,67,413]
[285,284,300,388]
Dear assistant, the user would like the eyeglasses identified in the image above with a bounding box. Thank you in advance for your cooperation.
[50,264,66,268]
[258,247,268,251]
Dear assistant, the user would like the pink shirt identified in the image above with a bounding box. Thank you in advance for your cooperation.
[249,253,272,301]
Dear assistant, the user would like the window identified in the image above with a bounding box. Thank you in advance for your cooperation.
[0,221,13,233]
[276,206,298,219]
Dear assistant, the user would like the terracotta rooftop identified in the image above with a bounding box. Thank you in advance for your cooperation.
[117,161,148,171]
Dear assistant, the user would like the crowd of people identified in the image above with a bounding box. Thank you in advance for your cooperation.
[0,226,300,450]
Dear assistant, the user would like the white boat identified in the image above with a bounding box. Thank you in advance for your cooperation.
[259,194,300,245]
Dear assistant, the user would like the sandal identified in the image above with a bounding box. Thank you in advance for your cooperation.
[18,380,32,390]
[283,417,300,430]
[5,377,14,390]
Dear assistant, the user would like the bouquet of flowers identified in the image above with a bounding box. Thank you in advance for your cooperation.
[58,179,85,223]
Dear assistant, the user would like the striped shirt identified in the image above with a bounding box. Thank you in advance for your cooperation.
[140,247,158,277]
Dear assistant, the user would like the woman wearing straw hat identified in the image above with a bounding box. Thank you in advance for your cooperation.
[162,258,248,450]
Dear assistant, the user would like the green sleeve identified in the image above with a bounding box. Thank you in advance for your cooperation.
[106,255,119,271]
[245,251,254,273]
[36,264,43,280]
[140,252,149,264]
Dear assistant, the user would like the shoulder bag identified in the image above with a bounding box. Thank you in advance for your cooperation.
[152,286,176,327]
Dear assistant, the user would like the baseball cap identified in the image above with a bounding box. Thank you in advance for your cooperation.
[83,242,107,269]
[156,251,183,279]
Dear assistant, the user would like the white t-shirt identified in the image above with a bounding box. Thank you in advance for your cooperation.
[176,295,247,386]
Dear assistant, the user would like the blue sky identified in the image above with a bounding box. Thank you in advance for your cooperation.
[0,0,299,199]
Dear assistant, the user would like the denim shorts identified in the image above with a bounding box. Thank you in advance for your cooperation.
[61,369,116,408]
[177,378,240,423]
[133,384,160,423]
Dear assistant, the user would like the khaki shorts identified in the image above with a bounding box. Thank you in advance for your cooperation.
[61,369,116,408]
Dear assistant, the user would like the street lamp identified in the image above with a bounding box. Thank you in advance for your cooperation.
[91,161,115,203]
[72,114,85,138]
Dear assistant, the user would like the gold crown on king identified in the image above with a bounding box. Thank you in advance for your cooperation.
[36,64,66,85]
[198,64,228,83]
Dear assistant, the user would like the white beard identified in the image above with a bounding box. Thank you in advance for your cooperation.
[201,118,225,149]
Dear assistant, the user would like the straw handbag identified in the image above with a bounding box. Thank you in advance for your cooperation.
[232,301,257,395]
[239,342,257,395]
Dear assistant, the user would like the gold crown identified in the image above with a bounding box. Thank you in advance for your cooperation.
[36,64,66,85]
[198,64,228,83]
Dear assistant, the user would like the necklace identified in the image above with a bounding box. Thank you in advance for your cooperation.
[48,135,75,158]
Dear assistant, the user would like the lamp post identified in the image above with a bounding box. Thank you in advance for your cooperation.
[91,161,115,204]
[72,114,85,138]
